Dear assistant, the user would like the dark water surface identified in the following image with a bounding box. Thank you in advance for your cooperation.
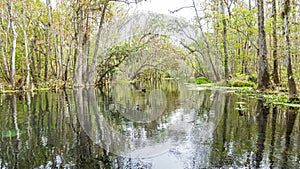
[1,81,300,168]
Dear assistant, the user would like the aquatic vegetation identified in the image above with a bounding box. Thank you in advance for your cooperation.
[262,93,300,107]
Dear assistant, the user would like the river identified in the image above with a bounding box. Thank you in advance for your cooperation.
[0,80,299,168]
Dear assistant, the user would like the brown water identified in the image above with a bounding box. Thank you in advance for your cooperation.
[0,80,299,168]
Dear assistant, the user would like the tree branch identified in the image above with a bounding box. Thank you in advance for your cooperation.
[169,6,194,14]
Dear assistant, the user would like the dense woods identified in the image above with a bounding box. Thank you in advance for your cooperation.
[0,0,299,99]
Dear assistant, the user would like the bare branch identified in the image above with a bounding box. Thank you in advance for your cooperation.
[109,0,144,5]
[169,6,194,14]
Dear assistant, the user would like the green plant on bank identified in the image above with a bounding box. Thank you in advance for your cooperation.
[263,94,289,103]
[261,94,300,107]
[0,80,71,94]
[188,77,212,84]
[229,80,256,88]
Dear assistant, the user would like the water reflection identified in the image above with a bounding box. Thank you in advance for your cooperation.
[255,99,269,168]
[0,81,300,168]
[282,107,298,169]
[269,106,278,168]
[74,82,226,159]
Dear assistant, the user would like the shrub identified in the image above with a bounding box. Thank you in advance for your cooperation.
[231,80,255,87]
[248,75,257,83]
[187,79,195,83]
[195,77,211,84]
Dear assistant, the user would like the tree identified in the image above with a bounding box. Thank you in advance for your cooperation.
[257,0,270,90]
[22,0,30,88]
[47,0,61,81]
[0,2,10,83]
[45,0,51,81]
[282,0,298,100]
[220,0,229,84]
[72,0,146,87]
[172,0,222,82]
[89,0,110,85]
[5,0,18,86]
[272,0,279,85]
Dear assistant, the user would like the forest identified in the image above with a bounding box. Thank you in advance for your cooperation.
[0,0,299,100]
[2,1,300,168]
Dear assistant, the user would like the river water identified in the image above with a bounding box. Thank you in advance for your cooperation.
[0,80,299,168]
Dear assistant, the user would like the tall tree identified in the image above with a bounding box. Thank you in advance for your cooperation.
[22,0,30,88]
[191,0,221,81]
[73,0,85,87]
[6,0,17,86]
[0,5,10,83]
[89,0,109,85]
[282,0,298,100]
[48,0,61,81]
[45,0,51,81]
[257,0,270,90]
[73,0,146,87]
[220,0,229,85]
[272,0,279,85]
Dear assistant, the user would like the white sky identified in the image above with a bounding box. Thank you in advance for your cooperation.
[41,0,195,20]
[134,0,195,20]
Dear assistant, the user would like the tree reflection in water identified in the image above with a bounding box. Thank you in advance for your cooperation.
[0,81,300,168]
[255,99,269,168]
[282,107,298,169]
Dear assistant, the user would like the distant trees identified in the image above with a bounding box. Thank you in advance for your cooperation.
[0,0,299,98]
[0,0,146,89]
[173,0,223,82]
[173,0,298,95]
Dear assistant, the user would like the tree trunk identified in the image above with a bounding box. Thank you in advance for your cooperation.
[45,12,50,81]
[283,0,298,100]
[10,22,18,86]
[89,1,109,85]
[220,0,229,85]
[22,0,30,88]
[82,9,90,85]
[272,0,279,85]
[0,36,10,82]
[0,6,10,82]
[73,6,84,87]
[47,0,61,80]
[192,0,220,81]
[30,43,37,86]
[6,0,17,86]
[257,0,270,90]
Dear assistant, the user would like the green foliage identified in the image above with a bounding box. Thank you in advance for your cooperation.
[194,77,211,84]
[136,68,165,82]
[1,0,300,93]
[96,42,137,85]
[230,73,257,87]
[230,80,255,87]
[262,93,300,107]
[248,75,257,83]
[263,94,289,104]
[2,129,24,138]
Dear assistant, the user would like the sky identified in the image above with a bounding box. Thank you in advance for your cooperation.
[134,0,195,20]
[41,0,195,20]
